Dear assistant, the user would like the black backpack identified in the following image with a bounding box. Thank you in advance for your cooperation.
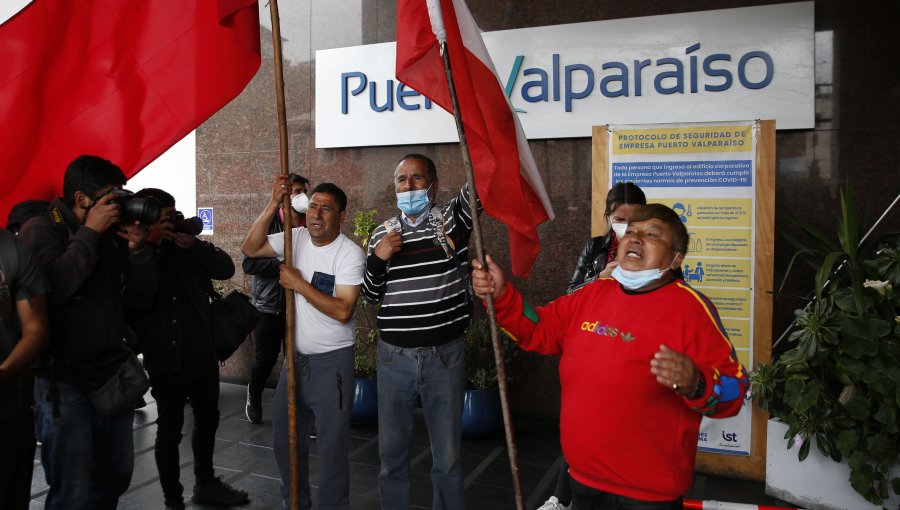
[0,230,21,360]
[7,199,52,234]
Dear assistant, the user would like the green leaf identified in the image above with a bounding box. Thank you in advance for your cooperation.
[798,437,811,461]
[836,428,859,456]
[849,460,883,506]
[815,252,844,301]
[789,209,841,254]
[873,404,898,433]
[891,477,900,498]
[844,394,871,420]
[865,434,893,457]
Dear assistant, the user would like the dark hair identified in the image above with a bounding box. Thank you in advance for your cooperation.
[397,153,437,181]
[62,155,126,205]
[310,183,348,212]
[134,188,175,208]
[629,203,689,255]
[605,182,646,215]
[289,173,310,186]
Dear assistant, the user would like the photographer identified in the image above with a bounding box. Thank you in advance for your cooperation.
[0,230,49,510]
[129,188,247,510]
[18,155,159,510]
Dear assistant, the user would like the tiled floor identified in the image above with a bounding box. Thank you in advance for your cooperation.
[29,382,789,509]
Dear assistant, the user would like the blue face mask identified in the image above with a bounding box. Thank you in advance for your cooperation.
[396,185,432,217]
[611,254,679,290]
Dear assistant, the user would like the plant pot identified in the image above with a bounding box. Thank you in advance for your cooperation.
[766,419,900,510]
[351,377,378,424]
[461,389,501,438]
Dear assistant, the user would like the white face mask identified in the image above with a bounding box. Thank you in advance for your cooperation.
[610,222,628,239]
[291,192,309,213]
[611,254,680,290]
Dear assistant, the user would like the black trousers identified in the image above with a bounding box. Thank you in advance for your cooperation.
[0,376,36,510]
[150,369,220,504]
[570,477,682,510]
[247,312,285,400]
[555,458,573,504]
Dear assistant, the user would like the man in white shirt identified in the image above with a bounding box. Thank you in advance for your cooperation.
[242,176,365,510]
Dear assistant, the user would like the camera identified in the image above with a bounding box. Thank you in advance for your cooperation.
[107,188,162,225]
[173,211,203,235]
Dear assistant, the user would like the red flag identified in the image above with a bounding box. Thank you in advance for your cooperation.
[0,0,260,225]
[396,0,554,278]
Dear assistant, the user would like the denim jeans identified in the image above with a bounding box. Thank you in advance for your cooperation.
[376,337,465,510]
[570,477,683,510]
[273,346,354,510]
[248,312,285,400]
[150,369,220,505]
[33,377,135,510]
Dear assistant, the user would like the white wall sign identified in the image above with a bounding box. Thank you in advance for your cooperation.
[198,207,214,236]
[316,2,813,148]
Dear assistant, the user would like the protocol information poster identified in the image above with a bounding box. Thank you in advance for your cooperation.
[608,121,756,456]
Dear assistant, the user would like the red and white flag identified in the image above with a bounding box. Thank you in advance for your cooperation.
[396,0,554,278]
[0,0,261,225]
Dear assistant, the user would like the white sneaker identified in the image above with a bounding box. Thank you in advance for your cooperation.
[537,496,571,510]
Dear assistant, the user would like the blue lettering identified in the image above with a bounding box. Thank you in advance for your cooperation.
[654,57,684,95]
[686,43,700,93]
[505,55,525,98]
[369,79,394,112]
[564,64,594,112]
[341,72,367,114]
[522,68,549,102]
[553,53,561,101]
[633,59,651,96]
[600,61,628,97]
[738,51,774,89]
[702,54,732,92]
[397,83,421,111]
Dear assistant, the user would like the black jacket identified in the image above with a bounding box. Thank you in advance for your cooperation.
[131,239,234,376]
[18,198,158,385]
[567,234,613,294]
[241,216,285,315]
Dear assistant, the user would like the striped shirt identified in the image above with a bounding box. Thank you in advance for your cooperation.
[361,184,479,347]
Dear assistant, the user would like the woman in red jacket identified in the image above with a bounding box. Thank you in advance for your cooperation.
[473,204,748,510]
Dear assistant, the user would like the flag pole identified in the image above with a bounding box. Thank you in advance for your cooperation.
[439,41,526,510]
[267,1,300,509]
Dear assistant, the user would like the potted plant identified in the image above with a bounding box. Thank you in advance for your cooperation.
[750,187,900,508]
[351,209,379,424]
[462,317,517,438]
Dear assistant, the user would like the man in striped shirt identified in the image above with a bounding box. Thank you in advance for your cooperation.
[362,154,480,510]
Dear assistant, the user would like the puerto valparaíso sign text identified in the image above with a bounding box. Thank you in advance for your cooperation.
[316,2,813,148]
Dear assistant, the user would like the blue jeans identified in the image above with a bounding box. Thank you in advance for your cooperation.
[273,346,354,510]
[33,377,135,510]
[377,338,465,510]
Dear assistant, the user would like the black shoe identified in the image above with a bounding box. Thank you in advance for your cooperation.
[246,388,262,424]
[165,498,185,510]
[192,476,249,506]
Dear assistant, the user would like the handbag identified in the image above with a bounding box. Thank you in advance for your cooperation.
[89,350,150,416]
[208,289,261,362]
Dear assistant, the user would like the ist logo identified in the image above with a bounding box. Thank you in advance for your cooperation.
[722,431,738,442]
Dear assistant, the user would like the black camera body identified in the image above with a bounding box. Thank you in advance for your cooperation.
[173,211,203,235]
[107,188,162,225]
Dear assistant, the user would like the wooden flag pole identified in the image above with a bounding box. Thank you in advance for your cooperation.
[267,1,300,509]
[439,41,525,510]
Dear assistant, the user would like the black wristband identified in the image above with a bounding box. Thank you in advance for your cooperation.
[689,372,706,399]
